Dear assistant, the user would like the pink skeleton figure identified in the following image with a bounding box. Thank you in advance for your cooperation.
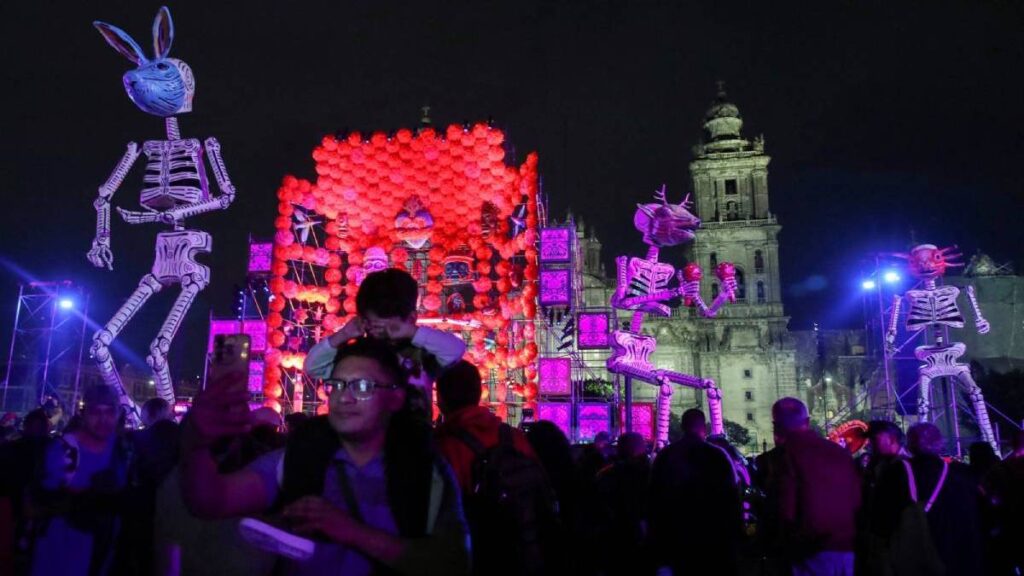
[884,244,996,451]
[88,8,235,412]
[608,186,737,447]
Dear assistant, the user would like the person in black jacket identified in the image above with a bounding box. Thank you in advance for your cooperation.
[873,423,984,575]
[649,409,742,575]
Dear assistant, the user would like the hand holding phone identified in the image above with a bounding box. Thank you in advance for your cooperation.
[186,334,252,448]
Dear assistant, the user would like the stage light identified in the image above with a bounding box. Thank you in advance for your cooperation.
[883,270,900,284]
[861,279,877,291]
[58,298,74,310]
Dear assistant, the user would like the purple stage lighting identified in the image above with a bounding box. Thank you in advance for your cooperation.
[861,279,877,291]
[883,270,900,284]
[58,298,74,310]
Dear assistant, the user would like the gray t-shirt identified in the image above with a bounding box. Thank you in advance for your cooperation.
[246,447,399,576]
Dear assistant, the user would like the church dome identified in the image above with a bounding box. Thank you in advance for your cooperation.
[703,84,744,142]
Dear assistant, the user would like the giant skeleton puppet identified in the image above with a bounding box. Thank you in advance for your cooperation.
[884,244,997,451]
[88,7,235,413]
[609,186,737,447]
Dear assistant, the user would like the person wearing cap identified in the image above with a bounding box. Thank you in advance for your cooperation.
[29,384,131,576]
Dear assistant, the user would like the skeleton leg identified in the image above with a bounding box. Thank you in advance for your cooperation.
[705,384,725,436]
[91,274,164,412]
[916,373,933,422]
[655,380,672,449]
[956,369,998,452]
[147,273,208,402]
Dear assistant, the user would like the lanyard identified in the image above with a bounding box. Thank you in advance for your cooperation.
[903,459,949,513]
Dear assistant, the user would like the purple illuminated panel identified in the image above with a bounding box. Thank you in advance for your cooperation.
[248,360,265,394]
[578,402,611,441]
[538,357,572,395]
[207,320,241,354]
[539,269,571,307]
[248,242,273,273]
[539,227,572,263]
[577,312,610,349]
[243,320,267,353]
[537,402,571,437]
[621,403,655,442]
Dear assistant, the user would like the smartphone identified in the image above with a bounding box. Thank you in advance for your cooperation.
[209,334,251,411]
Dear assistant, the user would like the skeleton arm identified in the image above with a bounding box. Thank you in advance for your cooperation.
[610,256,629,307]
[88,143,140,270]
[884,295,902,355]
[678,267,737,318]
[966,285,990,334]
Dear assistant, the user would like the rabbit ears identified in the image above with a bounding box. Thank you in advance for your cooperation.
[94,6,174,65]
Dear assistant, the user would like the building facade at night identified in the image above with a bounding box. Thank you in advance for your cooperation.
[575,88,800,449]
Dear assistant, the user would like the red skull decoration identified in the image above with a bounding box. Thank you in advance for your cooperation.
[394,195,435,249]
[904,244,962,279]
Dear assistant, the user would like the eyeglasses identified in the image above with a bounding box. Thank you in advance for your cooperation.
[321,378,401,401]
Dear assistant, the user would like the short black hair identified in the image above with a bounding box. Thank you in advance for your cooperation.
[142,397,170,424]
[681,408,707,437]
[23,408,48,429]
[356,269,419,319]
[867,420,904,444]
[332,336,410,388]
[771,397,809,433]
[436,360,482,413]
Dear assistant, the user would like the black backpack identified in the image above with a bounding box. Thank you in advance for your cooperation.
[454,424,559,576]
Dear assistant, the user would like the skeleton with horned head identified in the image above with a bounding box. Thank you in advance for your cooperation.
[885,244,996,451]
[607,185,737,447]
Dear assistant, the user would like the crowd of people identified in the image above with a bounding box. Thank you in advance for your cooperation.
[1,267,1022,576]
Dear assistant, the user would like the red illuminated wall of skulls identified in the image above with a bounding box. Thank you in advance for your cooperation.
[264,123,540,415]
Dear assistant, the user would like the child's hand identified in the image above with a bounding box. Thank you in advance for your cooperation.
[328,317,365,347]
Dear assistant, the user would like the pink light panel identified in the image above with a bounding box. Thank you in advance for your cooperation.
[578,402,611,440]
[248,242,273,273]
[577,312,611,349]
[538,357,572,395]
[248,360,265,394]
[537,402,571,438]
[621,403,655,442]
[539,227,572,263]
[207,320,242,354]
[539,269,572,307]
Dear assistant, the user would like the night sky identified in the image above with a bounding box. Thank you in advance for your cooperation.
[2,1,1022,379]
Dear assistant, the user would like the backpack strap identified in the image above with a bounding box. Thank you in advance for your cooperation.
[902,459,949,513]
[451,428,488,458]
[902,460,918,503]
[497,423,514,450]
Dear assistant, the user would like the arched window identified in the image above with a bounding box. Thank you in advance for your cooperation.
[709,252,718,269]
[725,201,740,221]
[734,268,746,300]
[757,281,766,304]
[711,283,720,300]
[754,250,764,274]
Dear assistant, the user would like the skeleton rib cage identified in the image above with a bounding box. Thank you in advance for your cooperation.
[904,286,965,331]
[141,139,210,209]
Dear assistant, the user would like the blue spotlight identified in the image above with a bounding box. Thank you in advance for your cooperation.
[58,298,74,310]
[861,279,877,291]
[883,270,901,284]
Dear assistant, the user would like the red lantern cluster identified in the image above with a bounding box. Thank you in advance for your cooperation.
[264,123,540,412]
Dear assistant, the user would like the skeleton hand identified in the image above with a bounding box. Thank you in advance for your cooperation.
[975,318,991,334]
[884,332,897,357]
[87,237,114,270]
[117,207,160,224]
[715,263,738,302]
